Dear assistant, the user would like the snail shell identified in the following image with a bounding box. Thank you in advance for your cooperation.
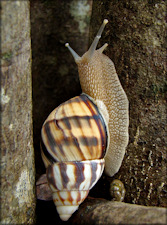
[110,179,126,202]
[47,159,104,221]
[41,94,109,221]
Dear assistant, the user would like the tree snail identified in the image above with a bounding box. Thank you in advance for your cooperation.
[41,19,129,221]
[110,179,126,202]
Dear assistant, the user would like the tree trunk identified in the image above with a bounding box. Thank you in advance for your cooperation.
[90,0,167,207]
[1,1,35,224]
[70,198,167,225]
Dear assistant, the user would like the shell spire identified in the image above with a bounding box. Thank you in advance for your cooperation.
[47,159,104,221]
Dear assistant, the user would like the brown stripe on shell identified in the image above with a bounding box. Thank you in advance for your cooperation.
[54,191,74,205]
[67,191,73,204]
[55,101,86,160]
[40,139,57,164]
[59,117,71,130]
[56,97,87,160]
[89,160,105,189]
[46,165,57,189]
[75,190,89,205]
[79,136,98,146]
[58,115,92,129]
[89,161,97,188]
[80,95,106,156]
[72,115,92,128]
[55,192,65,205]
[73,161,85,189]
[59,135,85,161]
[47,163,69,191]
[46,159,104,200]
[65,94,107,159]
[47,164,68,191]
[81,94,108,158]
[53,190,89,207]
[59,136,79,148]
[76,191,81,204]
[59,163,69,189]
[43,120,66,159]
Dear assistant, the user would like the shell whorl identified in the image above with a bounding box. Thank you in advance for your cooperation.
[41,94,109,220]
[47,159,104,193]
[41,94,109,165]
[47,159,104,221]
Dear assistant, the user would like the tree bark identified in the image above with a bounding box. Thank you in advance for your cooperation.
[90,0,167,207]
[1,1,35,224]
[70,198,167,225]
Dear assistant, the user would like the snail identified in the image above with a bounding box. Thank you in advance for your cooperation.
[41,19,129,221]
[110,179,126,202]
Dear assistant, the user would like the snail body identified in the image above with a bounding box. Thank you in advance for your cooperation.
[66,20,129,177]
[41,19,129,221]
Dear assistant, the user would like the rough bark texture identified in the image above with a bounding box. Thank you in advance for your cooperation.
[90,0,167,207]
[1,1,35,224]
[70,198,167,225]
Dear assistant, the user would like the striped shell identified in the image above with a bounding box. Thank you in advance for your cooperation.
[41,94,109,221]
[41,94,109,166]
[47,159,104,221]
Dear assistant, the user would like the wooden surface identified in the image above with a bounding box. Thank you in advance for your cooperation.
[36,196,167,224]
[70,198,167,224]
[1,1,35,224]
[90,0,167,207]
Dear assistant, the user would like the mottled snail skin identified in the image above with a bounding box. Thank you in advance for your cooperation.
[66,19,129,177]
[110,179,126,202]
[41,94,109,221]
